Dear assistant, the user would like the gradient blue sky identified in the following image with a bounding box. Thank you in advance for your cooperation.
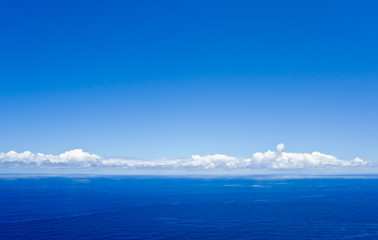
[1,0,377,161]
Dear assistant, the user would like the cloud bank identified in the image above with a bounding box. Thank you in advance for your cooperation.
[0,144,371,171]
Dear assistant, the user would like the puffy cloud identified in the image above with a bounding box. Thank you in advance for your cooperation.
[276,143,285,152]
[250,145,369,169]
[0,149,101,168]
[0,144,371,170]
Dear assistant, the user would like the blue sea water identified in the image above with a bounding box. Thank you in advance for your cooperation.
[1,175,378,239]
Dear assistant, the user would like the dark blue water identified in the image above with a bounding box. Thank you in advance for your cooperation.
[1,176,378,239]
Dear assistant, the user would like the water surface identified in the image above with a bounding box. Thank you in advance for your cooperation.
[1,175,378,239]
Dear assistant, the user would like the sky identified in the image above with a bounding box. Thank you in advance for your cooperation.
[1,0,378,172]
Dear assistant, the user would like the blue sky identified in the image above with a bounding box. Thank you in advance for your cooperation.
[1,0,378,166]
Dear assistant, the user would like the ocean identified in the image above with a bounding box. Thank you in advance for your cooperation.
[1,175,378,239]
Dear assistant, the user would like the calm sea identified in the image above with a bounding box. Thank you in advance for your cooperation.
[1,175,378,239]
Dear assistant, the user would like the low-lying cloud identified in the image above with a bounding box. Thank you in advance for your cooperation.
[0,144,371,171]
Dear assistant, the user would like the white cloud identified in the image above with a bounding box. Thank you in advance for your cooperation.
[0,149,101,168]
[0,144,371,170]
[276,143,285,152]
